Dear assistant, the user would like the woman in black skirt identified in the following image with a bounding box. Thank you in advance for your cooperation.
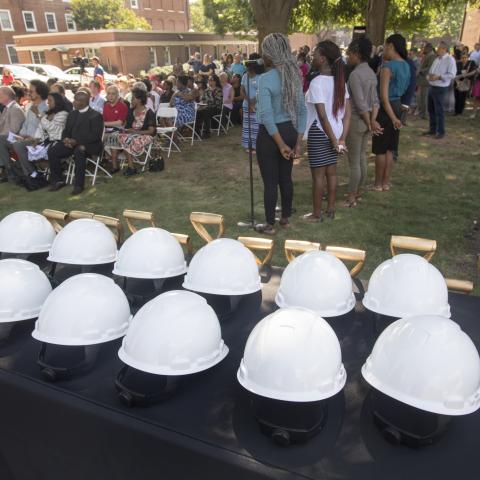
[255,33,307,235]
[303,40,351,221]
[372,34,410,191]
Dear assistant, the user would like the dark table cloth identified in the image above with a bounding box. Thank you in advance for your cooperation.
[0,267,478,480]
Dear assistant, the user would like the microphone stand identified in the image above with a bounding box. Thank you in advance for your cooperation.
[237,71,257,229]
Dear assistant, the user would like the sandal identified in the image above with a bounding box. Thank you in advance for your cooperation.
[382,184,391,191]
[279,218,291,228]
[343,198,357,208]
[326,210,335,220]
[368,184,383,192]
[302,213,323,223]
[255,223,276,235]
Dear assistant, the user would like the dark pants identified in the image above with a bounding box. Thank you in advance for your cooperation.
[196,107,220,135]
[256,122,297,226]
[454,88,468,115]
[48,141,103,188]
[428,86,448,135]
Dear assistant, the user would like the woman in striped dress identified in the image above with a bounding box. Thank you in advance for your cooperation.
[303,40,351,222]
[240,53,263,153]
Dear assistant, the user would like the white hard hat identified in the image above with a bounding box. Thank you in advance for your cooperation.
[0,259,52,323]
[362,254,450,318]
[237,308,346,402]
[47,219,117,265]
[32,273,131,346]
[113,228,187,279]
[0,211,56,254]
[118,290,228,375]
[362,315,480,416]
[183,238,261,295]
[275,250,355,317]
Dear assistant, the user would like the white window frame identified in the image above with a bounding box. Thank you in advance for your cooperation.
[149,47,157,68]
[130,0,139,8]
[31,51,46,64]
[22,11,37,32]
[45,12,57,32]
[65,13,76,31]
[0,9,14,31]
[6,44,18,64]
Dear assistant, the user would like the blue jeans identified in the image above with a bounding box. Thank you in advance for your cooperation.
[428,86,448,135]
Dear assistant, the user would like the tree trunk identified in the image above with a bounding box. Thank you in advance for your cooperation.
[251,0,298,51]
[366,0,389,47]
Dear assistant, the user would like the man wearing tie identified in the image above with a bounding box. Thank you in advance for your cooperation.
[47,90,104,195]
[424,41,456,139]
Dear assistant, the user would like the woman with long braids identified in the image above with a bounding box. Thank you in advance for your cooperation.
[303,40,351,222]
[255,33,307,235]
[372,34,410,191]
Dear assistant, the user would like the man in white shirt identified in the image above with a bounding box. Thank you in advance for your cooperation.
[470,43,480,66]
[89,80,105,114]
[424,42,456,139]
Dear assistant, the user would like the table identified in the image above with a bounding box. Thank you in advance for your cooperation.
[0,267,478,480]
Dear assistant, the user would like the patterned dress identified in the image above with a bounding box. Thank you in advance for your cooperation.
[172,88,195,127]
[116,108,154,156]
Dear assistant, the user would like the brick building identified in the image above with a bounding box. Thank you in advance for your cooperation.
[0,0,189,64]
[13,30,258,75]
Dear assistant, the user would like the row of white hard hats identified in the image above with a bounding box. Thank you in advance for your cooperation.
[0,258,479,416]
[0,211,451,319]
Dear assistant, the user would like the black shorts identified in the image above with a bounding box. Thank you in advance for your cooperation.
[372,100,403,154]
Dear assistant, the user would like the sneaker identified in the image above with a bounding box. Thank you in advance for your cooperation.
[123,167,138,177]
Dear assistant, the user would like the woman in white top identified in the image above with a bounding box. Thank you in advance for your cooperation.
[303,40,351,222]
[34,92,69,144]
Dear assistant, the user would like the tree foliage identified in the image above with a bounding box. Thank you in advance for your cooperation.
[189,0,215,32]
[202,0,468,39]
[71,0,152,30]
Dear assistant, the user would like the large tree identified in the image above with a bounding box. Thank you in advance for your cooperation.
[71,0,152,30]
[203,0,467,47]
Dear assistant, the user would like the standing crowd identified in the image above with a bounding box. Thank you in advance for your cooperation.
[0,35,477,225]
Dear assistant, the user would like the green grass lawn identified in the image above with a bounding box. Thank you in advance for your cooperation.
[1,112,479,294]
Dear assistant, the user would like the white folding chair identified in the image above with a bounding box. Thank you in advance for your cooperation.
[180,102,202,145]
[157,107,181,158]
[66,128,111,186]
[212,104,232,136]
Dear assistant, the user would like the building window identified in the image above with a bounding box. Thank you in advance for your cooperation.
[0,10,13,31]
[149,47,157,68]
[31,51,46,64]
[165,47,171,66]
[84,48,100,58]
[130,0,139,8]
[65,13,76,31]
[22,11,37,32]
[6,45,18,64]
[45,12,57,32]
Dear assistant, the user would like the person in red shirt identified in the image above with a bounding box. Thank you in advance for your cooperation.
[2,68,14,86]
[103,84,128,173]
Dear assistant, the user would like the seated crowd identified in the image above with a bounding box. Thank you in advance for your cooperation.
[0,52,246,195]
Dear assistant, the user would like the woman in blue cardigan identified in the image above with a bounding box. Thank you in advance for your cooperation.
[255,33,307,235]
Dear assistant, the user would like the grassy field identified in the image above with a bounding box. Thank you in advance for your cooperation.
[1,112,478,294]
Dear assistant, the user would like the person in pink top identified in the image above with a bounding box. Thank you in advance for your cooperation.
[219,72,234,128]
[298,53,310,92]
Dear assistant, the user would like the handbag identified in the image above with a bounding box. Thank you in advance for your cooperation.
[455,77,471,92]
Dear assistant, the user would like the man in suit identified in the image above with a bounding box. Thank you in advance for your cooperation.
[0,86,25,182]
[48,90,104,195]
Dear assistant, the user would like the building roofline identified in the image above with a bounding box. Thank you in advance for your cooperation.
[13,29,254,40]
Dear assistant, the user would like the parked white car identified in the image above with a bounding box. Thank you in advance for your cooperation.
[20,64,80,91]
[0,64,49,86]
[63,66,117,83]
